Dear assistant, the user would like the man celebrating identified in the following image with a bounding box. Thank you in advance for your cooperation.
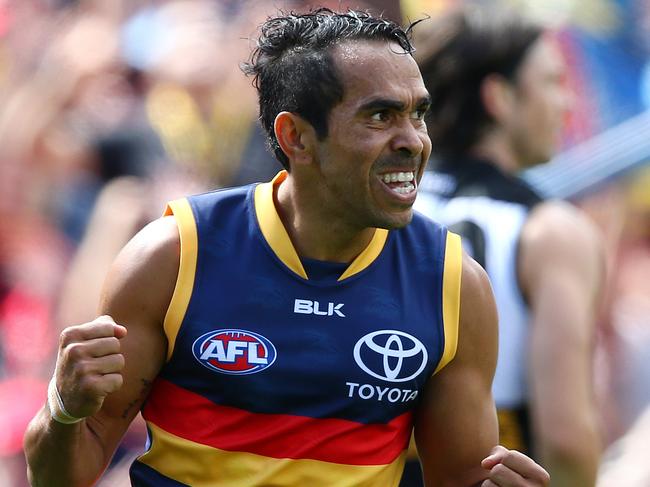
[25,8,549,486]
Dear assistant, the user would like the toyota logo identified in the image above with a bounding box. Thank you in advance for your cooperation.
[353,330,428,382]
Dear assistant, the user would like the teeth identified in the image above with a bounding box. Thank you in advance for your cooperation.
[393,183,415,194]
[381,172,414,184]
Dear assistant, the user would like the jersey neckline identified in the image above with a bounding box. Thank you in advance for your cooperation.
[253,171,389,281]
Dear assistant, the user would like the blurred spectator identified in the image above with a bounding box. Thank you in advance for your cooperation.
[0,3,159,485]
[0,215,70,487]
[0,4,155,240]
[121,0,282,189]
[594,168,650,440]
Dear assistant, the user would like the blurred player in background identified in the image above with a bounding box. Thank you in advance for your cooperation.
[413,5,604,486]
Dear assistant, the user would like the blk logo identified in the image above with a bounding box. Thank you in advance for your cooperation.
[353,330,427,382]
[294,299,345,317]
[192,329,277,375]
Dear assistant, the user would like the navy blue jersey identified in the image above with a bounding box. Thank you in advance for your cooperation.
[131,171,462,487]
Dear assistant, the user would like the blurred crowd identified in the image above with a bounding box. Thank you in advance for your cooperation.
[0,0,649,486]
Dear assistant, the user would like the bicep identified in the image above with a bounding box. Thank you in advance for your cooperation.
[415,254,499,486]
[520,204,604,433]
[520,202,604,326]
[87,217,179,449]
[520,203,603,377]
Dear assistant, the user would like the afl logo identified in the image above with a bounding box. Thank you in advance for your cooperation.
[353,330,427,382]
[192,329,277,375]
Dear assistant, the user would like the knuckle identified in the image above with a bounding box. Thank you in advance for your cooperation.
[108,336,121,351]
[65,342,86,361]
[115,354,126,370]
[492,463,508,476]
[502,450,516,463]
[59,327,77,347]
[95,315,115,325]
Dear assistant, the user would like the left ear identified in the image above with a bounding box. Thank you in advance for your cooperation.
[274,111,317,167]
[480,73,516,124]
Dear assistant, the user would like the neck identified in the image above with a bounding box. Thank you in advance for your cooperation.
[275,174,376,263]
[469,132,520,174]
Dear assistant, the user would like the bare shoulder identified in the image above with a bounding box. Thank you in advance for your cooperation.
[460,251,494,308]
[100,215,180,320]
[521,200,603,261]
[104,215,180,281]
[519,200,604,302]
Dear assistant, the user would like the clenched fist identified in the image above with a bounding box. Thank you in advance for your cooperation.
[481,446,551,486]
[53,315,127,419]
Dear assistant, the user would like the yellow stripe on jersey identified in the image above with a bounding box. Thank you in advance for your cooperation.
[139,422,408,487]
[254,172,308,279]
[338,228,388,281]
[434,231,462,374]
[255,171,389,281]
[162,199,198,361]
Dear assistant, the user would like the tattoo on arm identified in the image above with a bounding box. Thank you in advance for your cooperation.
[121,378,153,419]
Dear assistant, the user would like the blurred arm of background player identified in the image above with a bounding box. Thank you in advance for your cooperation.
[520,200,605,485]
[56,177,148,330]
[55,168,204,331]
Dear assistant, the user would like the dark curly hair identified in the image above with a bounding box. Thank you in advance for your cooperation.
[415,6,543,161]
[242,8,421,169]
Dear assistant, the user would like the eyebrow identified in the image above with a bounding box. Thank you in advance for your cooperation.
[358,95,432,113]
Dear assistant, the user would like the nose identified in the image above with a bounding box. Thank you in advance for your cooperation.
[391,118,426,158]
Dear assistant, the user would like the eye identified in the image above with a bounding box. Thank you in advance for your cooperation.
[370,110,390,122]
[411,106,429,121]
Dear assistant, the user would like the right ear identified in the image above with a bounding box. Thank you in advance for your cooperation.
[480,73,516,124]
[274,111,315,167]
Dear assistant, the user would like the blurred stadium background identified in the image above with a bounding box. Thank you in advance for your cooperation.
[0,0,648,485]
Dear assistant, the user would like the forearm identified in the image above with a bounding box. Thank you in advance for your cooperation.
[530,357,601,487]
[537,415,601,487]
[528,282,602,485]
[24,406,111,487]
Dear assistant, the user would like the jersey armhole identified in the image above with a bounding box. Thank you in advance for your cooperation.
[433,231,462,374]
[162,199,198,361]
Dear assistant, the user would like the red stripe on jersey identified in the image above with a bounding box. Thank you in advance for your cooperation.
[143,378,412,466]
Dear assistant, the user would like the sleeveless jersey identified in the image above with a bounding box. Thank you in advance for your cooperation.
[414,158,542,453]
[130,171,463,487]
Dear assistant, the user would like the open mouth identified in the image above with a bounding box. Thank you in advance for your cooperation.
[379,171,416,195]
